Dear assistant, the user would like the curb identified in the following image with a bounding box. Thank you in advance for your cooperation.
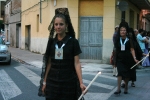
[11,56,37,67]
[12,56,150,73]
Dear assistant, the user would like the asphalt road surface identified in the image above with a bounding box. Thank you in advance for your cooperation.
[0,59,150,100]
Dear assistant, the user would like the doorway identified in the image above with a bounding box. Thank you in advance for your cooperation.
[25,25,31,50]
[16,24,21,48]
[79,17,103,60]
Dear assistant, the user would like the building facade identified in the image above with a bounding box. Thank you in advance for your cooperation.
[20,0,150,63]
[0,1,5,32]
[5,0,21,48]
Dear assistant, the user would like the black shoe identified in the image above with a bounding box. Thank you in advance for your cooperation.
[131,83,135,87]
[114,90,121,95]
[124,88,128,94]
[121,83,125,88]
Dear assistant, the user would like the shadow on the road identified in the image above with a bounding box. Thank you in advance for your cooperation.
[0,59,21,67]
[0,62,10,65]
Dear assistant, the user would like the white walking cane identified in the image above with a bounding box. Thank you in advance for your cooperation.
[78,72,101,100]
[130,51,150,69]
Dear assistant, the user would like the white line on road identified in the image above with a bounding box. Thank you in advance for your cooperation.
[15,66,41,87]
[83,72,117,80]
[83,79,114,90]
[0,70,22,100]
[83,87,117,100]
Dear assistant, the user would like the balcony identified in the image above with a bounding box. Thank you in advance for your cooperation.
[130,0,150,9]
[130,0,150,21]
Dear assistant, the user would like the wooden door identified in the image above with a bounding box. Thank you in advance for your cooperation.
[79,17,103,60]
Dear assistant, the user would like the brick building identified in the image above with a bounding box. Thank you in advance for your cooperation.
[5,0,21,48]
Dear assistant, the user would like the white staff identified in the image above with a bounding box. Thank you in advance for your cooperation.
[78,72,101,100]
[142,51,150,65]
[131,51,150,69]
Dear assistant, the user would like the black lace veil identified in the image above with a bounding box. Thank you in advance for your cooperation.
[38,8,83,99]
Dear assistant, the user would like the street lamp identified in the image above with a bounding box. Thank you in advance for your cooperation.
[117,1,128,22]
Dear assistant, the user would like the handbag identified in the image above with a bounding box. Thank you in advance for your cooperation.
[110,51,114,65]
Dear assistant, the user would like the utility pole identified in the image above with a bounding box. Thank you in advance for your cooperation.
[40,0,42,23]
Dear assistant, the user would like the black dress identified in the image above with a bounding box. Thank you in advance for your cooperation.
[129,40,143,81]
[116,38,135,78]
[45,35,82,100]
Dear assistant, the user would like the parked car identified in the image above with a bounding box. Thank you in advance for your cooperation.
[0,37,11,64]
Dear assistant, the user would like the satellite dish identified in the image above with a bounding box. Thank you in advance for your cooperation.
[117,1,128,11]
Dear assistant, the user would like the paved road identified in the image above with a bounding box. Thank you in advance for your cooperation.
[0,59,150,100]
[0,59,118,100]
[0,60,44,100]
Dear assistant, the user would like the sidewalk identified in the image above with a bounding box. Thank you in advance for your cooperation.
[9,47,113,73]
[9,47,150,73]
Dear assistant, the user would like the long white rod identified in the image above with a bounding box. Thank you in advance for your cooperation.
[78,72,101,100]
[130,51,150,69]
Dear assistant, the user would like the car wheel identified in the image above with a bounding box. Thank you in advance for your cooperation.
[7,55,11,65]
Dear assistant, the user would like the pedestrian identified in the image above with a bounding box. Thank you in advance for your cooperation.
[130,28,144,87]
[0,34,4,44]
[147,31,150,62]
[136,29,148,52]
[111,25,119,76]
[114,21,138,95]
[41,8,86,100]
[122,28,143,87]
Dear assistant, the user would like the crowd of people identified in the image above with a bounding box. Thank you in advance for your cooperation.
[38,7,150,99]
[111,21,150,95]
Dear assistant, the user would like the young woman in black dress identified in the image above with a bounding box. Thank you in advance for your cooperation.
[114,21,138,95]
[41,8,86,100]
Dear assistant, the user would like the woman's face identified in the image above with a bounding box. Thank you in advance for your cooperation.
[120,27,127,37]
[54,17,67,35]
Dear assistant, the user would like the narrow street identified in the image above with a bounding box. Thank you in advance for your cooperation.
[0,58,150,100]
[0,59,117,100]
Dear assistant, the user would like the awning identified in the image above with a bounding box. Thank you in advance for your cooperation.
[130,0,150,10]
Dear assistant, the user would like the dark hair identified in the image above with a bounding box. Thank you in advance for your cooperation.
[54,13,67,24]
[142,30,147,37]
[147,31,150,36]
[114,21,129,48]
[129,28,137,42]
[138,29,143,33]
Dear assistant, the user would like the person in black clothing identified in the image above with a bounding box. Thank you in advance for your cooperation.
[114,21,138,95]
[129,28,143,86]
[121,28,143,87]
[41,8,86,100]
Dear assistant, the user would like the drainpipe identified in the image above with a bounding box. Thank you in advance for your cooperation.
[40,0,42,23]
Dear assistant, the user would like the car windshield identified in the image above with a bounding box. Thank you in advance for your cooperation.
[0,37,4,45]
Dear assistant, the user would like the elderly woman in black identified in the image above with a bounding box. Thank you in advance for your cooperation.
[114,21,138,95]
[121,28,143,88]
[40,8,86,100]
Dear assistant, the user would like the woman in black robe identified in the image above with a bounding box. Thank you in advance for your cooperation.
[114,21,138,95]
[39,8,86,100]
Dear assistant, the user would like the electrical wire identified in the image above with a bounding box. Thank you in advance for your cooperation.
[21,0,48,16]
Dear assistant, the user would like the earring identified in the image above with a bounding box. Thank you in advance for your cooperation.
[66,27,68,32]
